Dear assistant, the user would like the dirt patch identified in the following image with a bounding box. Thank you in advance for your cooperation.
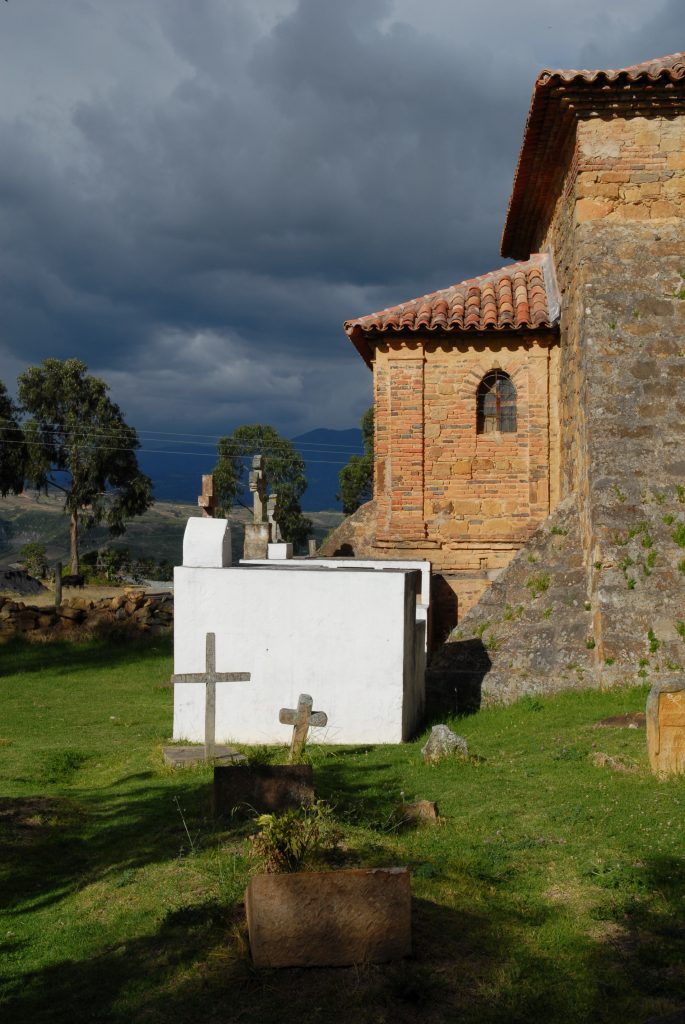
[594,712,646,729]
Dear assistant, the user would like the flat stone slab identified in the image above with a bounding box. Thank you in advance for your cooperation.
[594,712,645,729]
[245,867,412,967]
[213,763,314,816]
[163,745,246,768]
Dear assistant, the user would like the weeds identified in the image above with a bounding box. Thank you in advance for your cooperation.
[672,522,685,547]
[526,573,550,598]
[248,801,341,873]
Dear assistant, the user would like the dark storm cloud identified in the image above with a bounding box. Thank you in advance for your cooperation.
[0,0,676,436]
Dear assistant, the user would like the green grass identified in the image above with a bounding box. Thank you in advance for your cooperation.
[1,639,684,1023]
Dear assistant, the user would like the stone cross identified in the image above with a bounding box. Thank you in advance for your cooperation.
[197,474,217,518]
[249,455,267,524]
[171,632,250,759]
[279,693,328,762]
[267,493,282,543]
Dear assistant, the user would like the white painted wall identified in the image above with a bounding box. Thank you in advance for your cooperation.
[240,557,431,606]
[173,563,424,745]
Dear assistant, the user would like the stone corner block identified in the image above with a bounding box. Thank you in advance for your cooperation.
[647,677,685,776]
[245,866,412,968]
[268,542,293,560]
[182,517,232,568]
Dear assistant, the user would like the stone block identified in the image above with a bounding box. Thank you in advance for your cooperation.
[268,542,293,560]
[213,764,314,815]
[576,198,613,221]
[243,523,270,560]
[164,745,246,768]
[245,867,412,967]
[182,517,232,568]
[647,680,685,776]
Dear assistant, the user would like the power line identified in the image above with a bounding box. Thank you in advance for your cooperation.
[0,436,355,466]
[2,425,365,456]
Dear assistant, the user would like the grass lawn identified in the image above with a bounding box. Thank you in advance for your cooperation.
[1,637,684,1024]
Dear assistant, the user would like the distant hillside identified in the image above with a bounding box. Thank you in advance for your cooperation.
[136,426,363,510]
[0,493,344,570]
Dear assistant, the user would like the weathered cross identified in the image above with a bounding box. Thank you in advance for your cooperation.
[249,455,267,524]
[197,474,217,518]
[170,632,250,760]
[279,693,328,762]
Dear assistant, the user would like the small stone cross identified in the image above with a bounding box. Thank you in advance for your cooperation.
[197,474,217,518]
[171,632,250,759]
[279,693,328,762]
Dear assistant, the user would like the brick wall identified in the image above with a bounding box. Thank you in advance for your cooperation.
[336,331,559,629]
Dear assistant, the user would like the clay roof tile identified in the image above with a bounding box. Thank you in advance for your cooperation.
[344,253,559,365]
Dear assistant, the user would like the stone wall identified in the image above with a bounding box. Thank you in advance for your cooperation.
[434,109,685,701]
[0,590,173,641]
[536,112,685,683]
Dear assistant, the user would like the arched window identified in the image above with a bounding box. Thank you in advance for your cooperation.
[476,370,517,434]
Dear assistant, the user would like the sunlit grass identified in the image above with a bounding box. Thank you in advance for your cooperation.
[1,637,684,1023]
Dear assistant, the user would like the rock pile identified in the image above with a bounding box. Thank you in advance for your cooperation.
[0,589,173,641]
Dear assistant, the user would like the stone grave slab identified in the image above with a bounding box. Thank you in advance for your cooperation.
[213,763,314,816]
[245,867,412,968]
[647,679,685,776]
[163,745,246,768]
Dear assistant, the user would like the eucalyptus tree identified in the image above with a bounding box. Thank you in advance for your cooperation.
[18,358,153,573]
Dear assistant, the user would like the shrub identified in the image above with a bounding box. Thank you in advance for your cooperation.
[19,541,48,579]
[249,801,341,873]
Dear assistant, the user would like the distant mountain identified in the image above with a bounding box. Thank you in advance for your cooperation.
[136,427,363,511]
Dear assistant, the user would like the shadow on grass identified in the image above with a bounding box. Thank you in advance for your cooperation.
[3,792,685,1024]
[7,874,684,1024]
[0,890,551,1024]
[0,635,173,679]
[313,755,403,829]
[587,854,685,1014]
[0,776,222,915]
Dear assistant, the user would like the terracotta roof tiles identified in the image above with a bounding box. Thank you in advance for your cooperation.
[345,254,559,366]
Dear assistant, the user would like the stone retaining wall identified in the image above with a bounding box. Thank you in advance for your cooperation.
[0,590,173,641]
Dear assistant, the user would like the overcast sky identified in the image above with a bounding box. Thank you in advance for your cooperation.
[0,0,680,452]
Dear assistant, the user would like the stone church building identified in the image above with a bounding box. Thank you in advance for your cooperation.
[322,51,685,691]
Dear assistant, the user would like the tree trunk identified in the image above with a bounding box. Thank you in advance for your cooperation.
[70,510,79,575]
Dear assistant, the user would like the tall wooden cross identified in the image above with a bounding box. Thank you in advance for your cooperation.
[171,632,250,759]
[279,693,328,762]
